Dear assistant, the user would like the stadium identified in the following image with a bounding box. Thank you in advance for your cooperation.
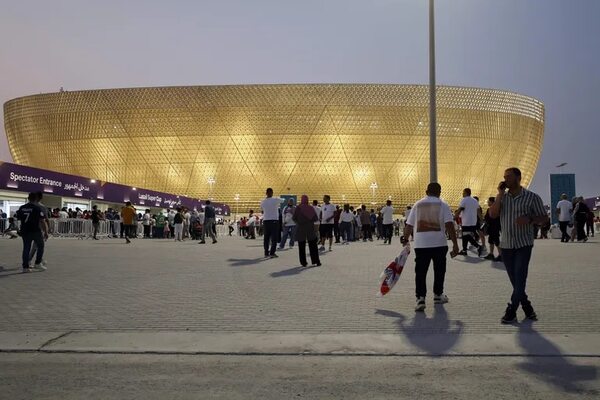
[4,84,544,210]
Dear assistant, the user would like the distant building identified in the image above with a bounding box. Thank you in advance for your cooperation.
[549,174,576,224]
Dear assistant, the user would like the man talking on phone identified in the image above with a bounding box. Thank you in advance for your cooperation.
[403,182,460,312]
[488,167,548,324]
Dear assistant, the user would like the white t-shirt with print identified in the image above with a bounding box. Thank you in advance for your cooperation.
[320,203,336,224]
[381,205,394,224]
[406,196,453,249]
[458,196,479,226]
[261,197,282,221]
[556,199,573,222]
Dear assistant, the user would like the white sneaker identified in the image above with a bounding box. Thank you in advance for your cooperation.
[32,263,47,271]
[415,297,426,312]
[434,294,449,304]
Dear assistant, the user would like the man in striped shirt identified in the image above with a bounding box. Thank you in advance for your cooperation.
[488,167,548,324]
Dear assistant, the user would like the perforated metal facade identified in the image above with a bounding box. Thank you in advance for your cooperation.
[4,84,544,210]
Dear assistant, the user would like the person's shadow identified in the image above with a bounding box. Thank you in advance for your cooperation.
[227,257,267,267]
[375,306,464,355]
[269,265,318,278]
[517,320,598,394]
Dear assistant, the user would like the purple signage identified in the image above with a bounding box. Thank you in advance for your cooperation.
[0,162,230,215]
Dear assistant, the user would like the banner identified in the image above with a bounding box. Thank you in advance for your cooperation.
[0,162,230,215]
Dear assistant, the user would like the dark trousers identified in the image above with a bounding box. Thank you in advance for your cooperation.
[383,223,393,242]
[501,246,533,310]
[298,239,320,266]
[362,224,372,240]
[576,218,587,241]
[340,221,353,241]
[333,222,340,242]
[143,225,151,238]
[414,246,448,298]
[126,224,136,238]
[587,220,595,237]
[22,231,44,268]
[559,221,571,241]
[461,225,480,251]
[263,220,279,256]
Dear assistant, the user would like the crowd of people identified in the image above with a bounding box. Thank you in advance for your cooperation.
[4,166,600,324]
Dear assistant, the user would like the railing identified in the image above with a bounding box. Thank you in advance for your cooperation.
[1,218,239,239]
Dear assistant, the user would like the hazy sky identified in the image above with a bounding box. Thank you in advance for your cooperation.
[1,0,598,202]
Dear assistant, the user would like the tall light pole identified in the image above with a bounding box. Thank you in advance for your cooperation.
[429,0,438,183]
[234,193,240,219]
[207,177,215,200]
[370,182,378,205]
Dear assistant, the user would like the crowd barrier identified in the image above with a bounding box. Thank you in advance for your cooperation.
[3,218,598,240]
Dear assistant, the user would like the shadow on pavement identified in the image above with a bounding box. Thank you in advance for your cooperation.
[227,257,268,267]
[453,256,486,264]
[270,265,318,278]
[517,320,598,394]
[0,266,25,278]
[375,306,464,355]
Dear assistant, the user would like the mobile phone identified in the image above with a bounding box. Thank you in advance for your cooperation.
[499,181,507,191]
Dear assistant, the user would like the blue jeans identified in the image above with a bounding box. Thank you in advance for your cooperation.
[22,231,44,268]
[279,225,296,248]
[340,221,353,241]
[500,245,533,310]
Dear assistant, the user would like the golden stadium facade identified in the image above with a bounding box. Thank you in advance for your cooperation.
[4,84,544,210]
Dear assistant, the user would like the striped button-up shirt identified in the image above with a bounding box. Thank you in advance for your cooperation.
[499,187,546,249]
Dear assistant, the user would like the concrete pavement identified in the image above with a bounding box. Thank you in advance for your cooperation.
[1,353,598,400]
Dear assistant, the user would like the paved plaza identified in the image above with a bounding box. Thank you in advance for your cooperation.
[0,235,599,336]
[1,234,600,398]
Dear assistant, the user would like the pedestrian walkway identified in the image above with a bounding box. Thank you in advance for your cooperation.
[1,237,598,334]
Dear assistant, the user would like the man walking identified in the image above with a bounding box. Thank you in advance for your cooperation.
[359,205,372,242]
[556,193,572,242]
[455,188,484,257]
[121,202,136,244]
[199,200,217,244]
[91,205,101,240]
[381,200,394,244]
[261,188,281,258]
[488,167,548,324]
[403,183,459,312]
[483,197,502,261]
[319,195,336,251]
[279,198,296,249]
[16,192,49,272]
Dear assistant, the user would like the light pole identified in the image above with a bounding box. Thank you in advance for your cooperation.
[429,0,437,183]
[207,177,215,200]
[234,193,240,219]
[370,182,378,205]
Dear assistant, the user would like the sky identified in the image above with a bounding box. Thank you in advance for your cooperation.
[1,0,598,203]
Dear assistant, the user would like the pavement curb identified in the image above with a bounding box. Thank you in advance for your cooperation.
[2,331,600,357]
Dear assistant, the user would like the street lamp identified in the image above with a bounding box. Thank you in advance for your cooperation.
[370,182,378,205]
[234,193,240,219]
[428,0,437,183]
[207,177,215,200]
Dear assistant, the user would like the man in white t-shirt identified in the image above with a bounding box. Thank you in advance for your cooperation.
[455,188,484,257]
[319,195,336,251]
[142,209,151,238]
[381,200,394,244]
[260,188,282,258]
[556,193,573,242]
[403,182,459,312]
